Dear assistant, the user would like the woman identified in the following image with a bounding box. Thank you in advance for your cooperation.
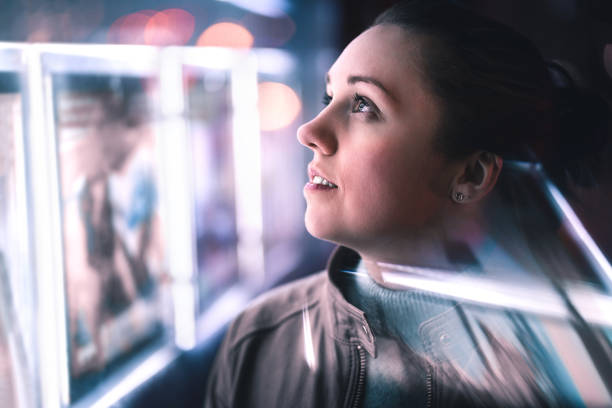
[205,1,610,407]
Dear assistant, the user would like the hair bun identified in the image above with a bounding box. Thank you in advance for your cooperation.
[545,62,611,189]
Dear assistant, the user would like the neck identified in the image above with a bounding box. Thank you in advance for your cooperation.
[355,204,487,284]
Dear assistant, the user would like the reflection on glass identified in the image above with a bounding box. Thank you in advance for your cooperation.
[327,163,612,407]
[53,75,166,401]
[0,85,24,408]
[185,68,239,312]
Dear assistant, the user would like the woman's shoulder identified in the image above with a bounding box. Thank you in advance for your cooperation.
[224,271,328,350]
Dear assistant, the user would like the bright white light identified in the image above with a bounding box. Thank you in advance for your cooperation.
[173,283,196,350]
[216,0,290,17]
[180,47,246,72]
[546,181,612,292]
[376,267,569,319]
[158,48,198,349]
[34,43,159,76]
[302,306,316,371]
[231,54,265,284]
[254,49,296,76]
[25,47,67,408]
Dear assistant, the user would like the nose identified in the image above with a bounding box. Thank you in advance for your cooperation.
[297,111,338,155]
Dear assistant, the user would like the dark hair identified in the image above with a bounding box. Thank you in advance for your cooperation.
[374,0,610,189]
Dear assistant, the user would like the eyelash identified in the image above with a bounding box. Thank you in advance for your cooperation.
[321,92,379,118]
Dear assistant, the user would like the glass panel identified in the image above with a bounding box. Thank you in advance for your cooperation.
[184,66,240,313]
[51,74,168,402]
[325,163,612,406]
[0,72,32,408]
[256,51,306,285]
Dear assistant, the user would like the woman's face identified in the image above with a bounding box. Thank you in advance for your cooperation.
[298,24,460,260]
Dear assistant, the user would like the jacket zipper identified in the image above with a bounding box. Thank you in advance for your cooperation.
[350,345,366,408]
[426,363,433,408]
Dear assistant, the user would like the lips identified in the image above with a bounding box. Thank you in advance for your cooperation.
[307,165,338,190]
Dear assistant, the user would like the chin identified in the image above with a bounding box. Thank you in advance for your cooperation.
[304,211,341,244]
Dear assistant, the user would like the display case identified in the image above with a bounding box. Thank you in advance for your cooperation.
[157,47,260,348]
[0,44,36,408]
[24,44,171,407]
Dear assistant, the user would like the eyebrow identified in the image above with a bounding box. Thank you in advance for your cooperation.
[326,73,395,101]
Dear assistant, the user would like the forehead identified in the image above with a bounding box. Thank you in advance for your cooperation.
[328,24,423,88]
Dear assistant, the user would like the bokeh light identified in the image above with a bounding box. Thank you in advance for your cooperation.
[144,9,195,46]
[107,10,156,44]
[257,82,301,131]
[196,22,254,49]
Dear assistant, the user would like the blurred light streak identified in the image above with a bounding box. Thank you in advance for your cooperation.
[88,347,177,408]
[144,9,195,46]
[254,49,296,76]
[377,266,570,319]
[158,47,197,349]
[24,46,68,408]
[545,181,612,292]
[302,306,316,370]
[172,283,197,350]
[216,0,290,18]
[567,284,612,327]
[34,44,159,76]
[196,22,254,49]
[257,82,301,131]
[231,54,265,283]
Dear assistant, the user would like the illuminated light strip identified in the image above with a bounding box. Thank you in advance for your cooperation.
[231,53,265,284]
[302,306,316,370]
[25,47,67,408]
[0,46,24,71]
[545,181,612,292]
[85,347,178,408]
[158,47,197,350]
[566,284,612,327]
[179,46,247,70]
[373,268,569,319]
[254,49,296,76]
[34,43,159,76]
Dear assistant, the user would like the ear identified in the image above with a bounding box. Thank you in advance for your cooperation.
[450,151,502,204]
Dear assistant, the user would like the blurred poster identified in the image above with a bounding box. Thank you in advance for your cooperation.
[54,76,167,400]
[0,90,24,408]
[185,68,239,312]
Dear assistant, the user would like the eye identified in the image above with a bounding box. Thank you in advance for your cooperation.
[322,92,332,106]
[351,93,379,116]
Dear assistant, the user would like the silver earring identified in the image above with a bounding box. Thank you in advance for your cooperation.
[454,192,465,202]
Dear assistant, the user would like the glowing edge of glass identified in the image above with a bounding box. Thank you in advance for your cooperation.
[231,53,265,284]
[158,47,198,350]
[25,46,70,408]
[86,347,178,408]
[545,181,612,292]
[379,269,570,320]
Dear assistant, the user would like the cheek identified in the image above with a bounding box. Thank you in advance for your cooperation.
[345,147,447,229]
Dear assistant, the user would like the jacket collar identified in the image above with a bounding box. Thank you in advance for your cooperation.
[322,246,377,357]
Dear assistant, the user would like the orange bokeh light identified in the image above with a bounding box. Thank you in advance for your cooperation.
[196,22,254,49]
[257,82,302,132]
[144,9,195,46]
